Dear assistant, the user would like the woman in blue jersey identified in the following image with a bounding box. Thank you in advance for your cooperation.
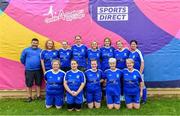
[114,40,130,70]
[100,37,114,71]
[100,37,114,101]
[122,58,144,109]
[71,35,87,72]
[104,58,122,110]
[87,41,101,69]
[114,40,130,101]
[44,60,65,109]
[64,60,86,111]
[129,40,144,73]
[59,41,72,72]
[129,40,147,104]
[85,60,103,109]
[41,40,59,74]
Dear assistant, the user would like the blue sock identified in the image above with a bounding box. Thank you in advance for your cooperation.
[142,87,147,102]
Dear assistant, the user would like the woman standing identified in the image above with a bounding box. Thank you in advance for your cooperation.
[59,41,72,72]
[114,40,130,70]
[41,40,59,74]
[87,41,101,69]
[64,60,86,111]
[71,35,87,72]
[100,37,114,71]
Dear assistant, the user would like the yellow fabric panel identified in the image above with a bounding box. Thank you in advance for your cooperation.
[0,13,61,62]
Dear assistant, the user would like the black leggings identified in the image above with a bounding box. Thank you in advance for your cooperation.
[67,103,82,110]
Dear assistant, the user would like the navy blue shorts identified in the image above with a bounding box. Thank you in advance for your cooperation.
[66,92,83,104]
[106,93,120,105]
[46,94,64,106]
[86,91,102,103]
[125,93,140,104]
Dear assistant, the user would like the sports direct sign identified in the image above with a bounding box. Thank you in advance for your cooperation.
[97,6,128,21]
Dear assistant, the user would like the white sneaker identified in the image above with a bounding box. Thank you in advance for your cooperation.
[120,96,125,101]
[56,106,62,109]
[46,105,52,109]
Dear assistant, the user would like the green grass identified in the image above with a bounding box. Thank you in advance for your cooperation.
[0,96,180,115]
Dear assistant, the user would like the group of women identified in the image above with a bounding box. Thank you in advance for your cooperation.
[41,35,147,111]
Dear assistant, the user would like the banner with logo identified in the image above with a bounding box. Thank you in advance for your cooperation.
[0,0,180,89]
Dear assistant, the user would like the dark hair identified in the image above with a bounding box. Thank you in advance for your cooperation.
[130,40,138,45]
[116,40,122,44]
[104,37,111,46]
[62,40,68,44]
[75,35,82,39]
[31,38,39,42]
[91,41,98,49]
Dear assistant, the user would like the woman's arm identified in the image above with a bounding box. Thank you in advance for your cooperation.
[74,82,85,96]
[41,59,46,74]
[140,61,144,74]
[139,81,144,97]
[63,80,73,95]
[100,79,104,83]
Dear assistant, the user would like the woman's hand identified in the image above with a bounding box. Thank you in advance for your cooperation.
[72,91,78,96]
[140,90,143,97]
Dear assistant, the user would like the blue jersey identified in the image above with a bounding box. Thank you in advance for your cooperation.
[85,69,103,92]
[129,49,144,71]
[44,69,65,95]
[65,70,85,92]
[40,50,59,70]
[122,68,142,95]
[20,47,42,70]
[59,48,72,68]
[100,46,114,71]
[114,48,130,69]
[71,44,87,68]
[104,69,122,96]
[87,49,101,69]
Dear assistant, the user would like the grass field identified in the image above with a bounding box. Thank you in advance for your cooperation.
[0,96,180,115]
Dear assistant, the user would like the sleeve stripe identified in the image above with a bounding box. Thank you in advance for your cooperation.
[80,71,86,83]
[40,50,44,59]
[137,49,144,62]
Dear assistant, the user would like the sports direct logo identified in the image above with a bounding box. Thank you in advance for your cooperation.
[97,6,128,21]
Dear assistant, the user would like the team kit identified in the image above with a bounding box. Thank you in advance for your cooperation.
[20,35,147,111]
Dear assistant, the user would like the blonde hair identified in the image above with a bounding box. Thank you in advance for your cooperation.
[109,58,116,63]
[51,59,60,66]
[126,58,134,64]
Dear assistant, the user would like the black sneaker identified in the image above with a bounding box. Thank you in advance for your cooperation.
[36,96,42,100]
[141,100,146,104]
[25,97,32,102]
